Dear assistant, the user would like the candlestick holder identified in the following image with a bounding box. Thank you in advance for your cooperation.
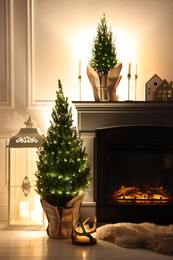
[134,74,138,101]
[78,75,82,101]
[127,73,131,100]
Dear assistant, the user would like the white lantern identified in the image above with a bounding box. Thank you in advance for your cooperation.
[7,116,44,228]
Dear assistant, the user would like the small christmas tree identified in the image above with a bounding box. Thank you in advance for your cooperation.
[89,13,118,75]
[35,80,91,206]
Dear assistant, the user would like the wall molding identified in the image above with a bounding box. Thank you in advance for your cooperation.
[0,132,12,190]
[27,0,54,108]
[0,132,13,222]
[0,0,14,109]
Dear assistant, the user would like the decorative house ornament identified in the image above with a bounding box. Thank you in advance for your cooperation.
[145,75,173,101]
[72,215,97,245]
[145,74,162,101]
[156,79,173,101]
[88,14,122,101]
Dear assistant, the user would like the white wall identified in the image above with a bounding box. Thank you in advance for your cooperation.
[1,0,173,222]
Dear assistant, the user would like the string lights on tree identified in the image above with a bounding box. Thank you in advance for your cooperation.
[35,80,91,207]
[87,13,122,101]
[89,13,118,76]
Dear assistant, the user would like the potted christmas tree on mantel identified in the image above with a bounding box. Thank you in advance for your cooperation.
[87,13,122,101]
[35,80,91,239]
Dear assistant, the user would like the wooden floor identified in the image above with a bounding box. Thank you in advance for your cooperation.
[0,230,172,260]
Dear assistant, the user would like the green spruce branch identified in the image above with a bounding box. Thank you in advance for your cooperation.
[35,80,91,206]
[89,13,118,75]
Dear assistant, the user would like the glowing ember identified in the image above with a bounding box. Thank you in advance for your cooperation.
[112,185,173,205]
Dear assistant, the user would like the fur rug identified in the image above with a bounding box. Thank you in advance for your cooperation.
[95,222,173,256]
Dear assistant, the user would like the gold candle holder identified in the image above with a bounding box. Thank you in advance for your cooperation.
[78,75,82,101]
[134,74,138,101]
[127,73,131,100]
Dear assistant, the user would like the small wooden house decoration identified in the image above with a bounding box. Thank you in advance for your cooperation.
[145,74,162,101]
[156,79,173,101]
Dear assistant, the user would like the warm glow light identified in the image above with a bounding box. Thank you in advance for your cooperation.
[19,195,43,225]
[113,186,172,205]
[67,27,94,61]
[72,215,97,245]
[20,201,29,218]
[49,13,139,101]
[31,195,43,224]
[116,30,139,100]
[116,31,138,63]
[37,108,53,133]
[67,26,139,101]
[66,27,98,101]
[82,251,87,260]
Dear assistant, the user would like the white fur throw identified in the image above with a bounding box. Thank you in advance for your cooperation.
[95,222,173,255]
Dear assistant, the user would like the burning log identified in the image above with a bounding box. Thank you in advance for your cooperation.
[112,185,173,205]
[113,186,139,197]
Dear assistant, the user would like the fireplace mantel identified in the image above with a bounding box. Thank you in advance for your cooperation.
[73,101,173,111]
[73,101,173,132]
[72,101,173,219]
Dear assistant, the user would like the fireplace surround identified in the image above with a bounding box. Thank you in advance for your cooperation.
[73,101,173,224]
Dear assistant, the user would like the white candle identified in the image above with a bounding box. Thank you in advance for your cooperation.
[135,63,138,76]
[79,60,81,76]
[128,63,131,74]
[19,201,29,218]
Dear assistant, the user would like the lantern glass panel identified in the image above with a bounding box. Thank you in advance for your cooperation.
[9,147,44,226]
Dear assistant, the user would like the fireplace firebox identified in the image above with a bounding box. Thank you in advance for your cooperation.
[95,125,173,224]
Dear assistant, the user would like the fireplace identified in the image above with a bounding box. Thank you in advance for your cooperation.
[73,101,173,224]
[95,125,173,224]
